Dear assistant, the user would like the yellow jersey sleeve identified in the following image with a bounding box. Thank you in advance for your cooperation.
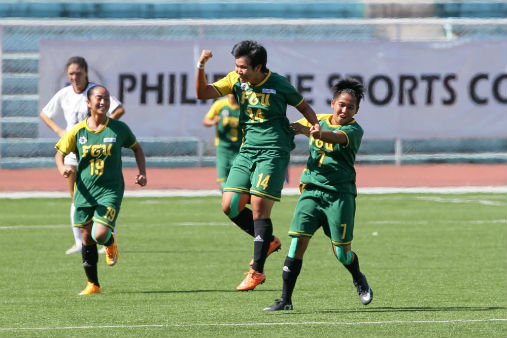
[54,120,85,155]
[211,71,239,97]
[294,113,331,127]
[205,98,227,120]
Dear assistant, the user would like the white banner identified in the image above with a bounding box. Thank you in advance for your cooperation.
[38,39,507,140]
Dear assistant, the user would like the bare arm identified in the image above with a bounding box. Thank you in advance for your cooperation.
[203,115,220,127]
[296,101,320,138]
[131,143,147,186]
[195,49,221,100]
[55,151,75,178]
[290,122,310,137]
[40,112,66,138]
[109,106,125,120]
[317,130,349,145]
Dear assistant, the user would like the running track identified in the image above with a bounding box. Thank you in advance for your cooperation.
[0,164,505,192]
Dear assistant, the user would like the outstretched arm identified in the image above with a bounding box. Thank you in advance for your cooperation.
[290,122,310,137]
[296,101,320,137]
[131,143,147,186]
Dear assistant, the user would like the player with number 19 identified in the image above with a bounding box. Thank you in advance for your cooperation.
[55,85,147,295]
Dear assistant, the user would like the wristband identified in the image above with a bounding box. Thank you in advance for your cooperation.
[197,62,204,69]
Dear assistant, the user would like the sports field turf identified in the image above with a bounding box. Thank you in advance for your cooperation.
[0,193,506,337]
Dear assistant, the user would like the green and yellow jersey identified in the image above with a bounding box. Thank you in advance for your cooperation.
[205,97,242,150]
[55,118,137,207]
[295,114,363,195]
[212,71,304,153]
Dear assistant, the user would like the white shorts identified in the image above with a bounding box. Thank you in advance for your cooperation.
[64,152,78,166]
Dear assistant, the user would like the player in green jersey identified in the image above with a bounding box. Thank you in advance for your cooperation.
[264,78,373,311]
[196,40,320,291]
[203,94,242,192]
[55,85,147,296]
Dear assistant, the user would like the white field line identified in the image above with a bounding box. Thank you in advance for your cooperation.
[1,318,506,331]
[0,186,506,199]
[0,224,67,230]
[416,196,505,206]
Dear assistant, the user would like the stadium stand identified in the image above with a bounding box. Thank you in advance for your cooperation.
[0,1,506,168]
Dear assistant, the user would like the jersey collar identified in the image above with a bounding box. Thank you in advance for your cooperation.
[85,117,110,133]
[327,117,356,128]
[253,70,271,87]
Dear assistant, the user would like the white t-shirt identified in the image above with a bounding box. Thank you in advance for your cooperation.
[42,82,121,131]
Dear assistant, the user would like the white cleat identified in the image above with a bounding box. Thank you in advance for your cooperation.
[65,244,82,255]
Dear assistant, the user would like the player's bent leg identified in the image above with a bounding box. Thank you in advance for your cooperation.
[335,246,373,305]
[223,192,255,236]
[334,245,352,265]
[91,223,118,266]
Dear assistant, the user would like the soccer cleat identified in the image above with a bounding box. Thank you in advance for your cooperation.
[353,273,373,305]
[236,268,266,291]
[249,236,282,266]
[263,298,293,311]
[105,233,118,266]
[65,244,82,255]
[79,282,102,295]
[98,246,106,255]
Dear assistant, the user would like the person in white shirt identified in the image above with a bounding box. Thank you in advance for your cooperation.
[40,56,125,254]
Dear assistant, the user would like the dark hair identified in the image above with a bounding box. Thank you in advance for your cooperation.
[66,56,89,86]
[66,56,88,73]
[332,78,365,107]
[86,84,108,100]
[86,85,108,116]
[231,40,268,72]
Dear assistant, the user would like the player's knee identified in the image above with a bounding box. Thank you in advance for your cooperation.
[288,237,298,258]
[91,223,111,245]
[335,245,352,265]
[225,193,242,219]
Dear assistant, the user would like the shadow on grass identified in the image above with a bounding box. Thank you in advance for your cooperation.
[124,289,281,294]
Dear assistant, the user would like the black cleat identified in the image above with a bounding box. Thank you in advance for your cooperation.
[263,298,293,311]
[353,273,373,305]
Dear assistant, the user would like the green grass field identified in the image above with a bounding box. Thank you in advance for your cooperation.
[0,193,506,337]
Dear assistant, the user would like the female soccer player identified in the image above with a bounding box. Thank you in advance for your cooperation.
[264,78,372,311]
[196,40,320,291]
[40,56,125,255]
[55,85,146,295]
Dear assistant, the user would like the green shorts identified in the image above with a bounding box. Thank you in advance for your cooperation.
[288,186,356,246]
[224,148,290,201]
[216,146,239,184]
[74,204,120,230]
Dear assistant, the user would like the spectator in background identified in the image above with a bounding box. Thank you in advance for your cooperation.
[202,94,242,192]
[54,85,146,295]
[40,56,125,255]
[196,40,320,291]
